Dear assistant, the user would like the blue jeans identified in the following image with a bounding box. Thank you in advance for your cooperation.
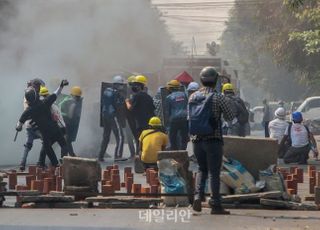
[20,128,41,167]
[193,139,223,207]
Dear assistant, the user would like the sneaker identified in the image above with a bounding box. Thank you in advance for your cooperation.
[211,207,230,215]
[192,198,202,212]
[19,165,25,171]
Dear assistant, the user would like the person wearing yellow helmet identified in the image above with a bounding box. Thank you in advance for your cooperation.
[16,80,70,169]
[58,86,83,156]
[164,79,189,151]
[126,75,155,155]
[222,83,249,137]
[139,117,168,170]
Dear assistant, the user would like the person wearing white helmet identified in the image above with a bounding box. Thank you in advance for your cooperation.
[268,107,289,144]
[187,82,199,98]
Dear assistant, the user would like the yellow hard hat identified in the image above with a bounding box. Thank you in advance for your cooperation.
[133,75,148,85]
[71,86,82,97]
[39,86,49,96]
[167,79,180,89]
[148,116,162,127]
[222,83,234,92]
[127,75,136,83]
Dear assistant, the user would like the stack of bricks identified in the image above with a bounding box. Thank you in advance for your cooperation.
[307,165,320,205]
[101,164,122,196]
[145,168,159,197]
[277,167,304,195]
[0,174,6,206]
[7,165,63,195]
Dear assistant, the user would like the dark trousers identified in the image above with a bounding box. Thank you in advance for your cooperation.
[284,144,310,164]
[264,121,270,138]
[65,136,76,157]
[99,116,124,159]
[168,120,189,150]
[37,129,67,167]
[193,139,223,207]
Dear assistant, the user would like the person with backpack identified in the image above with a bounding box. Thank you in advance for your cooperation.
[98,76,125,162]
[279,112,318,164]
[188,66,235,215]
[222,83,249,137]
[139,117,168,170]
[164,80,189,150]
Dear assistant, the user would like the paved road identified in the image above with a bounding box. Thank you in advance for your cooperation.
[0,208,320,230]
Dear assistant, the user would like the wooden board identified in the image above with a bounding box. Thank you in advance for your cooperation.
[222,191,284,203]
[19,195,74,203]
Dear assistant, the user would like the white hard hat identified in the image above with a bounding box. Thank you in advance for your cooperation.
[112,75,124,84]
[187,82,200,91]
[275,107,286,119]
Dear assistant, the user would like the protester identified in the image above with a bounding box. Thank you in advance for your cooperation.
[98,76,125,161]
[263,99,271,137]
[222,83,249,137]
[189,66,234,215]
[59,86,83,156]
[139,117,168,170]
[164,79,189,150]
[16,80,70,168]
[19,79,45,171]
[279,112,318,164]
[126,75,155,155]
[269,107,288,143]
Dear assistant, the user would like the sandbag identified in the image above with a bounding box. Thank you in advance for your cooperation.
[158,159,188,206]
[221,157,261,194]
[259,167,286,192]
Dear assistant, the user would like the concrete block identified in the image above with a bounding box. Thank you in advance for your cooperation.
[63,156,101,193]
[223,136,278,179]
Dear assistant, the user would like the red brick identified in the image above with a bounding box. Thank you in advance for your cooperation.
[28,165,37,176]
[308,166,316,177]
[121,182,126,188]
[290,167,298,174]
[56,176,62,192]
[26,175,36,190]
[315,187,320,205]
[43,178,54,194]
[102,185,114,196]
[31,180,43,192]
[15,185,28,191]
[112,164,119,170]
[132,184,142,197]
[102,170,111,181]
[317,172,320,187]
[151,185,159,197]
[112,174,121,191]
[126,177,133,194]
[8,171,17,190]
[295,168,304,183]
[310,177,316,194]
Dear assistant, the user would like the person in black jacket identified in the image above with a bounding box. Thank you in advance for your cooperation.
[126,75,155,155]
[16,80,70,167]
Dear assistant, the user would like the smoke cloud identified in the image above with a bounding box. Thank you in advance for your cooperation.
[0,0,176,165]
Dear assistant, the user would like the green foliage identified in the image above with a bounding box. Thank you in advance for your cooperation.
[220,0,320,99]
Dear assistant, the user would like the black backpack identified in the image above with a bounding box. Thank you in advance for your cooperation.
[234,97,249,125]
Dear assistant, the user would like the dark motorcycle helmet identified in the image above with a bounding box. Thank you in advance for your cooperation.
[25,87,39,105]
[200,66,219,86]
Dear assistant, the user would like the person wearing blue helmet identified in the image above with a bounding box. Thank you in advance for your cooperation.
[279,111,318,164]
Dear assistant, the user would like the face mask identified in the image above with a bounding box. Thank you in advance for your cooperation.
[131,86,140,93]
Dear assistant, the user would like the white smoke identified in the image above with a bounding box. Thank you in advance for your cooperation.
[0,0,175,165]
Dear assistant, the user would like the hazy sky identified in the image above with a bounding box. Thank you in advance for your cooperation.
[151,0,234,55]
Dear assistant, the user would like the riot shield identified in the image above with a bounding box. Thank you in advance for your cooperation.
[160,85,186,128]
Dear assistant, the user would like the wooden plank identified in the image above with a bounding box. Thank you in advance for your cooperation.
[0,190,41,196]
[260,199,319,210]
[86,196,162,203]
[18,201,88,209]
[222,191,284,203]
[203,203,265,210]
[20,195,74,203]
[96,202,155,209]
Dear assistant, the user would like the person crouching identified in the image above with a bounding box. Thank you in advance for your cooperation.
[139,117,168,171]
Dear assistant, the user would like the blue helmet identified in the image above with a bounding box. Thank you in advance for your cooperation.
[292,111,303,123]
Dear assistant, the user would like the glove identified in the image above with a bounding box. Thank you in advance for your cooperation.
[60,79,69,87]
[16,122,23,132]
